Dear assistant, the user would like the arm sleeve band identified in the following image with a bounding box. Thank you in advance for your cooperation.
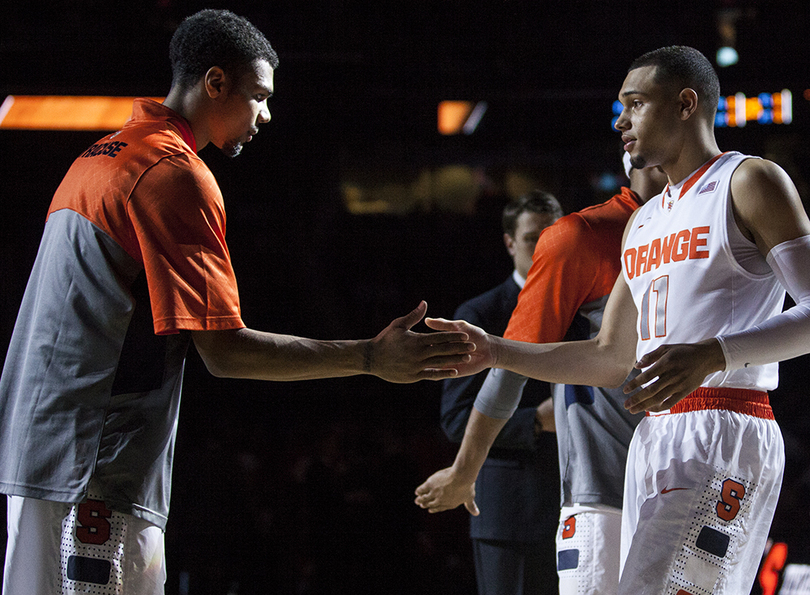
[473,368,529,419]
[717,234,810,370]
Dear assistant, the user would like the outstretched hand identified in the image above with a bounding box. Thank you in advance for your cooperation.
[424,316,496,377]
[414,467,479,515]
[367,302,476,383]
[622,339,726,413]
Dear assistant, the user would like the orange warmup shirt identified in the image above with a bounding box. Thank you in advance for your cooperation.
[48,98,244,334]
[0,99,244,529]
[499,187,644,510]
[505,187,641,344]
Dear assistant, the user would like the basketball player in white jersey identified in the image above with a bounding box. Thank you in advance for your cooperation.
[415,46,810,594]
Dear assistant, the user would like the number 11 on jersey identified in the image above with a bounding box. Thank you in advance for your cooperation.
[640,275,669,341]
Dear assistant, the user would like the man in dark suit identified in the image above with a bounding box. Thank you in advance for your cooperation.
[440,190,562,594]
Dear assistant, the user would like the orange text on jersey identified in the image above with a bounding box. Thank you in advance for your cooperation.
[623,226,710,280]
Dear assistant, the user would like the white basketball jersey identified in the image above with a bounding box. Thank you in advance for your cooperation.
[622,152,785,391]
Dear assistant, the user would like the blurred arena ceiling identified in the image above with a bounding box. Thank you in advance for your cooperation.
[2,0,808,95]
[2,0,809,148]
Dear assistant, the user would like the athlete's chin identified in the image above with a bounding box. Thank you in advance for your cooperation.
[220,140,244,159]
[630,154,647,170]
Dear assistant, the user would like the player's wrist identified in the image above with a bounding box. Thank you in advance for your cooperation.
[361,339,374,374]
[449,457,480,485]
[701,337,728,374]
[489,335,505,369]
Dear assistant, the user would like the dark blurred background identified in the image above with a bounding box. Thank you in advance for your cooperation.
[2,1,810,593]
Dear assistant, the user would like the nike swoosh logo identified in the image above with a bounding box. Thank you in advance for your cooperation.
[661,487,689,494]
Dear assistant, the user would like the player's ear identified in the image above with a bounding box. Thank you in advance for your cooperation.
[203,66,227,100]
[678,88,699,121]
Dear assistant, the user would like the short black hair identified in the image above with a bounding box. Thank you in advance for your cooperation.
[502,190,563,236]
[629,46,720,119]
[170,9,279,90]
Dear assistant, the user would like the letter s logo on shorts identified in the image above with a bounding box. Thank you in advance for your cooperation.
[717,479,746,522]
[76,499,113,545]
[562,515,576,539]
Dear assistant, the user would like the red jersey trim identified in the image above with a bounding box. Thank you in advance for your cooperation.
[131,98,197,153]
[47,100,241,335]
[646,386,773,419]
[661,152,728,208]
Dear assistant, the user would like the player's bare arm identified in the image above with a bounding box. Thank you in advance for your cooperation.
[414,380,555,514]
[192,301,474,383]
[730,158,810,252]
[425,276,638,389]
[415,407,505,514]
[416,276,639,513]
[623,158,810,413]
[415,394,553,514]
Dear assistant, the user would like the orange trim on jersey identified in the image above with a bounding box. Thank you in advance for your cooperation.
[163,106,197,153]
[661,152,727,208]
[646,387,774,419]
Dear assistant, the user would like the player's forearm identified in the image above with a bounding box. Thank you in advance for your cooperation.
[449,407,509,483]
[719,235,810,370]
[718,303,810,369]
[194,328,367,381]
[493,335,634,388]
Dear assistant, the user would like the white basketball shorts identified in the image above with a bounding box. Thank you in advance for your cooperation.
[3,482,166,595]
[556,503,623,595]
[619,406,784,595]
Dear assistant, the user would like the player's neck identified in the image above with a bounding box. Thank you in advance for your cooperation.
[666,141,722,188]
[163,84,212,151]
